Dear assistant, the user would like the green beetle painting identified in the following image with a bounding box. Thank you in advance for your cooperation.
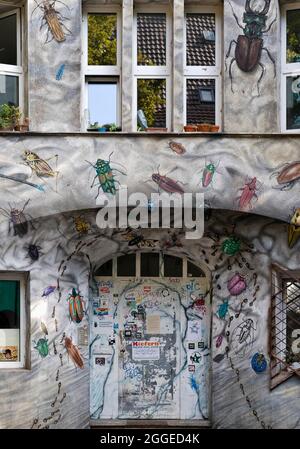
[86,152,126,199]
[221,236,241,256]
[34,337,49,358]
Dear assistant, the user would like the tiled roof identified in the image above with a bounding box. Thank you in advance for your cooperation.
[137,12,215,67]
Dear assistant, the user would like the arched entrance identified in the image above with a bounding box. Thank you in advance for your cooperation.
[90,252,211,426]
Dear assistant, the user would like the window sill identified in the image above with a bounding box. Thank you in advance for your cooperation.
[0,131,300,138]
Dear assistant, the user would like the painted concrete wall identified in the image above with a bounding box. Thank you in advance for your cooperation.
[0,135,297,224]
[24,0,284,133]
[0,206,299,429]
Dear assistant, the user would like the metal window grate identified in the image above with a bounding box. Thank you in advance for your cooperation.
[270,265,300,389]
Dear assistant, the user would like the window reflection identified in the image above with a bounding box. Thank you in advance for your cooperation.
[88,13,117,66]
[287,9,300,64]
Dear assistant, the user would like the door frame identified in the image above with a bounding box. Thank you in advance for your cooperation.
[90,251,212,428]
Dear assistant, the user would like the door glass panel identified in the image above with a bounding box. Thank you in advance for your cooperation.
[0,14,17,66]
[140,253,159,277]
[286,9,300,64]
[137,13,166,66]
[0,280,20,363]
[186,13,215,66]
[88,13,117,66]
[164,254,183,277]
[117,254,136,277]
[0,74,19,108]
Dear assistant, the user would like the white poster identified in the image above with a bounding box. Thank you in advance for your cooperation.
[132,341,160,360]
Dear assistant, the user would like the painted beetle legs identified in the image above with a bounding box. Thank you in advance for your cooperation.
[262,47,276,77]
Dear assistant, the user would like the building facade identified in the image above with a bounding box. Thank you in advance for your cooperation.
[0,0,300,429]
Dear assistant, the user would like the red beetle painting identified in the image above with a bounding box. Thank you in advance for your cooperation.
[237,177,261,211]
[64,336,84,369]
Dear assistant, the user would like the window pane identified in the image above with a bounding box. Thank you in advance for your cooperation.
[186,78,215,125]
[284,281,300,365]
[88,13,117,66]
[141,253,159,277]
[95,259,113,276]
[187,261,205,277]
[0,74,19,108]
[137,13,166,66]
[0,280,20,362]
[137,79,166,128]
[164,255,183,277]
[186,13,215,66]
[286,75,300,130]
[286,9,300,64]
[88,82,117,127]
[0,14,17,66]
[117,254,136,277]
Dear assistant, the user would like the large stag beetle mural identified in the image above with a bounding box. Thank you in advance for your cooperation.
[226,0,276,95]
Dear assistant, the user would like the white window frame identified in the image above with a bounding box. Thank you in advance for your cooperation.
[133,5,172,131]
[82,4,122,130]
[281,3,300,133]
[0,272,26,370]
[0,8,23,111]
[183,5,222,128]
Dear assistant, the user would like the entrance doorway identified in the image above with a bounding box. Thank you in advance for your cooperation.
[90,252,211,426]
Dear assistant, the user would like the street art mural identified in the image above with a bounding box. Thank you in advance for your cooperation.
[226,0,276,95]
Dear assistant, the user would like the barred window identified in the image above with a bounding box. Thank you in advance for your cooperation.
[270,264,300,389]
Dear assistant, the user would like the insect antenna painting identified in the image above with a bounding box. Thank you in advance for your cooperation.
[226,0,276,95]
[22,150,59,192]
[0,199,34,238]
[31,0,72,44]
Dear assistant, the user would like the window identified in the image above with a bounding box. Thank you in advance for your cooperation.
[270,265,300,389]
[94,254,206,279]
[134,6,171,131]
[281,4,300,132]
[0,9,23,110]
[0,273,26,369]
[184,6,221,127]
[83,5,121,130]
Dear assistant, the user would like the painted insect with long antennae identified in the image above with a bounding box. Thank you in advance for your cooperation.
[85,152,126,198]
[31,0,72,44]
[22,150,59,192]
[150,165,185,194]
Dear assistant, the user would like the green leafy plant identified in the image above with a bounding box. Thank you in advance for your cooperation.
[0,104,21,129]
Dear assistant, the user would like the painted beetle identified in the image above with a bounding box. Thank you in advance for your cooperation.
[168,141,186,155]
[221,236,241,256]
[86,152,126,198]
[237,177,261,210]
[73,215,90,235]
[34,337,49,358]
[251,352,267,373]
[217,299,229,319]
[25,243,42,261]
[226,0,276,95]
[67,288,85,324]
[152,172,185,194]
[202,162,217,188]
[227,272,247,296]
[42,285,56,297]
[31,0,72,44]
[64,336,84,369]
[271,161,300,191]
[0,199,33,238]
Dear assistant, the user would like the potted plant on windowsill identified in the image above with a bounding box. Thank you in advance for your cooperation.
[0,104,19,131]
[197,123,220,132]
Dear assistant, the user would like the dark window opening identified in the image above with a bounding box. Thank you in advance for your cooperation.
[187,261,205,278]
[141,253,160,277]
[95,259,113,276]
[117,254,136,277]
[164,254,183,277]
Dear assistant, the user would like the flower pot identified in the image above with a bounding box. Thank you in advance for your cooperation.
[15,124,29,132]
[184,125,198,132]
[197,123,211,132]
[0,126,14,132]
[98,127,107,133]
[146,127,168,132]
[210,125,220,132]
